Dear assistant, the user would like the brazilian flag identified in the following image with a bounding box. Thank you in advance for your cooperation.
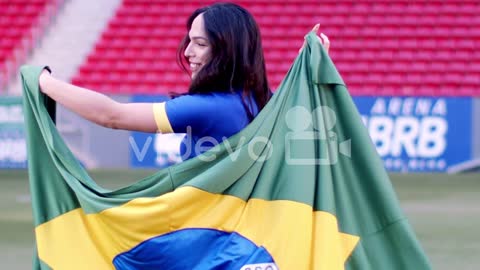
[21,32,431,269]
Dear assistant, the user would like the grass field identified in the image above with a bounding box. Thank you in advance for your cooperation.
[0,169,479,269]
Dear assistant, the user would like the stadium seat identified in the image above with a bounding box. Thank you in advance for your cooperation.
[0,0,59,91]
[69,0,480,96]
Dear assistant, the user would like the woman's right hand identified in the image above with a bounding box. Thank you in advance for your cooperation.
[299,24,330,54]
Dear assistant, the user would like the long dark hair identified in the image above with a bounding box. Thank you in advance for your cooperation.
[177,2,271,116]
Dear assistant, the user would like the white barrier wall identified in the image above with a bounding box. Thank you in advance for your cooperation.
[0,97,26,168]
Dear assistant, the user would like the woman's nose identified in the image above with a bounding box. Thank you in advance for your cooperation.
[184,42,193,58]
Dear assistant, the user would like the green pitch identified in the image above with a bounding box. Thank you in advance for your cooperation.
[0,170,478,269]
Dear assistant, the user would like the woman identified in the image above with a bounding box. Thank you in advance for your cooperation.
[38,2,330,160]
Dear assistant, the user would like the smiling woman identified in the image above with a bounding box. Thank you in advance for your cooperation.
[183,14,211,79]
[37,2,330,160]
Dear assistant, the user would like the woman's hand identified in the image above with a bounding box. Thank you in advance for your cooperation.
[38,68,52,94]
[299,24,330,54]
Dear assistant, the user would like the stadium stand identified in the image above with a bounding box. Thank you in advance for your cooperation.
[0,0,61,93]
[70,0,480,96]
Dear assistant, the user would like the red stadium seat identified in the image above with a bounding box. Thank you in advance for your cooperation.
[68,0,480,96]
[0,0,58,90]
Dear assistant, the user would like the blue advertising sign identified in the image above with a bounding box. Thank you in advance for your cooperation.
[0,97,27,168]
[129,95,183,168]
[353,97,472,172]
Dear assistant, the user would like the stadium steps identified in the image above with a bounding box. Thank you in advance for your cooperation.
[0,0,61,94]
[8,0,123,168]
[7,0,122,94]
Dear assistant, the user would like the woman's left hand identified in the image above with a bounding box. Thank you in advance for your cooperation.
[299,24,330,54]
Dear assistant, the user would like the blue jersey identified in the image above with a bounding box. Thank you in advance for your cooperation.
[153,91,258,160]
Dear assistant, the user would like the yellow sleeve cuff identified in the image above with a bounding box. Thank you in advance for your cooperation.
[152,102,173,133]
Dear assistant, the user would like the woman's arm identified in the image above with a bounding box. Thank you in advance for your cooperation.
[39,70,159,133]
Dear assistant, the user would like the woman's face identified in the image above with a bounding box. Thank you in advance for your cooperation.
[184,13,212,79]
